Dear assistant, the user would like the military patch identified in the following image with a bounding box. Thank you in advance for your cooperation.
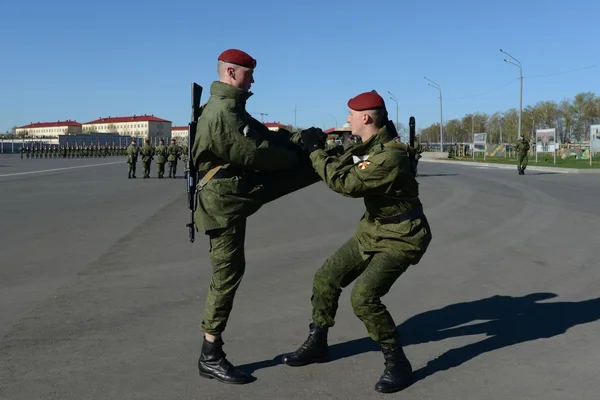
[352,155,371,170]
[358,161,371,170]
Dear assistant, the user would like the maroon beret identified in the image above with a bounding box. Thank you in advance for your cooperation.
[218,49,257,69]
[347,91,386,111]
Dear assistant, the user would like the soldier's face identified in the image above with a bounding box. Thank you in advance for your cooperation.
[347,109,368,136]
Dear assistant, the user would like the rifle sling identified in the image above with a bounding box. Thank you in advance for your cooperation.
[197,163,231,190]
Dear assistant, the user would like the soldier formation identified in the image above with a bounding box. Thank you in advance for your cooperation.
[125,138,188,179]
[18,140,190,180]
[19,145,127,159]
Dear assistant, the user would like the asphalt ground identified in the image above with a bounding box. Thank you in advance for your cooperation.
[1,154,600,400]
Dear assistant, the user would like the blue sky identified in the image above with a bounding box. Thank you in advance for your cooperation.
[1,0,598,133]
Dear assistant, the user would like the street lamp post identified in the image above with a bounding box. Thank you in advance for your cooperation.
[387,91,399,137]
[500,48,523,141]
[424,77,443,152]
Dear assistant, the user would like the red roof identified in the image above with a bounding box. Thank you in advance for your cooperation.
[83,114,171,124]
[264,122,288,128]
[172,126,188,130]
[18,120,82,129]
[325,127,352,134]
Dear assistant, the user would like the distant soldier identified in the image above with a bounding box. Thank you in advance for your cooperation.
[140,139,155,179]
[515,134,530,175]
[167,138,180,178]
[126,140,139,179]
[154,139,167,178]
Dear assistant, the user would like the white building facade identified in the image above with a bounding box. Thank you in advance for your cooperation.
[15,120,83,137]
[82,115,172,140]
[171,126,188,143]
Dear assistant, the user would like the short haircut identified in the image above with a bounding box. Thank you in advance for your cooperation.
[367,108,388,128]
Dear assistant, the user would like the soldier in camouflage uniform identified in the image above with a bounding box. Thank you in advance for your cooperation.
[515,134,530,175]
[167,138,180,178]
[281,91,432,394]
[192,48,325,385]
[154,139,167,178]
[126,139,139,179]
[140,139,155,178]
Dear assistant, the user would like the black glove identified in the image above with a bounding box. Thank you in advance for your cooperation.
[300,128,327,153]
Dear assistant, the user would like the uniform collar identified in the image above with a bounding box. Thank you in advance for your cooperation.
[210,81,253,105]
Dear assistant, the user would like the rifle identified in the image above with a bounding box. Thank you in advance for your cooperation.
[186,82,203,243]
[409,116,417,177]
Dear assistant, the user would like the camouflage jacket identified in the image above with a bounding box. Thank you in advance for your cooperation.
[155,145,167,163]
[141,144,155,162]
[515,139,530,154]
[126,144,139,161]
[191,81,305,231]
[309,122,431,264]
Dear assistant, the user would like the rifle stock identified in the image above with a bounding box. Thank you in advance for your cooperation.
[186,82,203,243]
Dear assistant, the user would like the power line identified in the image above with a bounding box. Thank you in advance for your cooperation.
[524,62,600,79]
[450,78,520,100]
[448,61,600,101]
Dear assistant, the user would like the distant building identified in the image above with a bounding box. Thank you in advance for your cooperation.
[81,114,172,140]
[264,122,288,131]
[16,120,82,137]
[171,126,188,142]
[325,123,352,143]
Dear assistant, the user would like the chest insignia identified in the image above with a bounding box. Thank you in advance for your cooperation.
[352,155,371,170]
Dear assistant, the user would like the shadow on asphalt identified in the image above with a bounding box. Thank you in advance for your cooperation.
[239,293,600,384]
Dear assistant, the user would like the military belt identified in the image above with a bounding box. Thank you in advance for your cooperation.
[373,206,424,225]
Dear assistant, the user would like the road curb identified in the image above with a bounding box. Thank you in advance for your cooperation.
[419,158,600,174]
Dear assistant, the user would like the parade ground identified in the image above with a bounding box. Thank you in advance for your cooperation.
[1,154,599,400]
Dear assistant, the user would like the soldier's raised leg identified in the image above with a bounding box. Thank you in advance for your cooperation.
[198,219,253,384]
[249,152,322,205]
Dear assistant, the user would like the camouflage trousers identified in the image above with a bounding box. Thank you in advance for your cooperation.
[142,161,151,177]
[517,153,528,171]
[311,235,409,348]
[200,157,321,335]
[168,160,178,177]
[156,162,165,177]
[128,160,137,175]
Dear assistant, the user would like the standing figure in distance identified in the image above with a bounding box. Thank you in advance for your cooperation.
[126,139,139,179]
[167,138,180,178]
[281,91,432,394]
[140,139,155,179]
[515,134,530,175]
[154,138,167,179]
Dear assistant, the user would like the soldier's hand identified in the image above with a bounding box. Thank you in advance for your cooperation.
[301,128,327,153]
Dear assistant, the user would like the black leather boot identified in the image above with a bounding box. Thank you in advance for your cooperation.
[374,345,414,393]
[281,323,329,366]
[197,337,253,384]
